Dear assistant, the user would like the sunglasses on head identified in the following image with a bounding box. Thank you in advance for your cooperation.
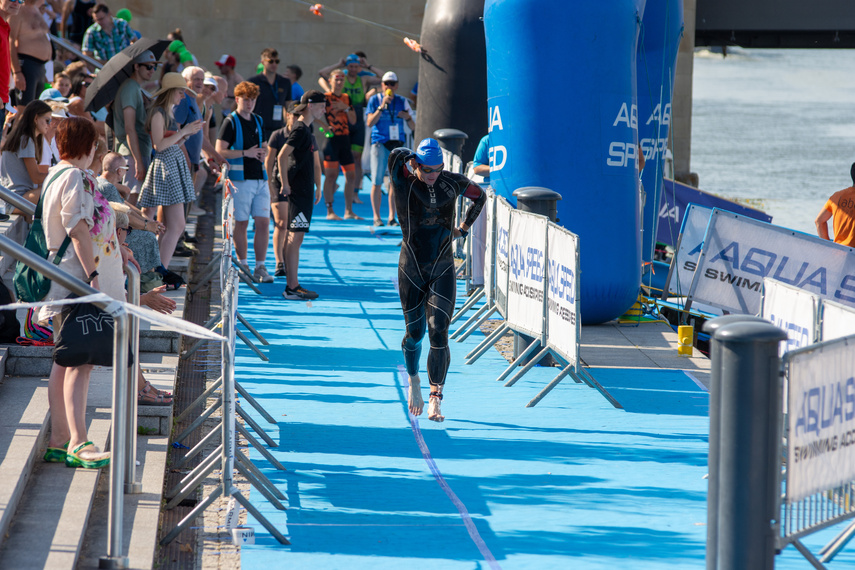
[419,164,443,174]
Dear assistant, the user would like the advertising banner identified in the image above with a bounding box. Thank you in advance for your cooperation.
[507,210,548,339]
[820,300,855,342]
[690,210,855,315]
[494,197,513,318]
[761,278,818,355]
[546,224,579,364]
[665,203,713,298]
[656,178,772,247]
[786,338,855,503]
[483,192,495,304]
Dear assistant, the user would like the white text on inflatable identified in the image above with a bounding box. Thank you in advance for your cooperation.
[487,105,507,173]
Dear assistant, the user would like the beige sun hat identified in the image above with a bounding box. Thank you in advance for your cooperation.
[152,72,197,98]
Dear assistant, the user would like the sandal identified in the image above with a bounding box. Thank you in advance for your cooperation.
[65,441,110,469]
[139,381,173,406]
[43,441,69,463]
[429,391,443,400]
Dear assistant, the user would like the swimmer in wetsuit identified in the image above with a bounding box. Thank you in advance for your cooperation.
[389,139,486,421]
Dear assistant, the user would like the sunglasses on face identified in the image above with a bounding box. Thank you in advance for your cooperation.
[9,0,25,4]
[118,227,132,235]
[419,164,443,174]
[266,58,280,64]
[138,64,156,71]
[384,81,398,86]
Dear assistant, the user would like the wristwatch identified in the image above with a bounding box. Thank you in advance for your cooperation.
[458,227,469,238]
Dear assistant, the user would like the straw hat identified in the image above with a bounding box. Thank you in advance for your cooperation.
[152,72,197,98]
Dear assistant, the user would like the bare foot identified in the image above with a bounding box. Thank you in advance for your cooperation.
[428,393,444,422]
[344,211,364,220]
[326,212,343,221]
[408,374,424,416]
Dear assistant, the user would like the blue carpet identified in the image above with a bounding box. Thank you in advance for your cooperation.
[231,182,855,569]
[586,369,710,416]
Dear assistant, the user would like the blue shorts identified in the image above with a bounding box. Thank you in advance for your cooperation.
[369,143,391,186]
[231,178,270,221]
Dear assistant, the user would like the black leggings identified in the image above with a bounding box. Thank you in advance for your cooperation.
[17,54,47,106]
[399,250,456,387]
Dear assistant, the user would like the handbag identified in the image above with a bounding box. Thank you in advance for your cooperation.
[383,139,404,152]
[53,299,134,367]
[13,168,72,303]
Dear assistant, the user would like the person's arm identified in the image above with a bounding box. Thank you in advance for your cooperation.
[200,134,225,167]
[68,219,99,288]
[816,207,832,241]
[458,182,487,234]
[22,157,47,186]
[60,0,73,38]
[81,27,95,59]
[140,285,177,314]
[277,144,294,196]
[397,100,415,131]
[114,181,131,200]
[318,58,346,81]
[122,105,146,181]
[151,111,201,152]
[9,14,25,93]
[365,95,387,128]
[313,147,322,204]
[473,164,490,176]
[265,140,279,198]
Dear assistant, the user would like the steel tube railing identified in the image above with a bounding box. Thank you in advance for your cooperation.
[0,184,36,216]
[123,265,141,495]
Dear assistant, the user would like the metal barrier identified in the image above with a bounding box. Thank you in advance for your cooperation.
[0,234,131,568]
[160,168,288,546]
[779,334,855,567]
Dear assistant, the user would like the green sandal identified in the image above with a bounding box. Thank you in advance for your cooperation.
[65,441,110,469]
[43,441,69,463]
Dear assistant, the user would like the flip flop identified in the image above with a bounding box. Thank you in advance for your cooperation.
[43,441,69,463]
[65,441,110,469]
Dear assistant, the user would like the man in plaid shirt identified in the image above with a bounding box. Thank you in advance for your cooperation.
[81,4,132,63]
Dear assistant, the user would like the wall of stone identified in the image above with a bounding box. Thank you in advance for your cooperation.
[122,0,424,94]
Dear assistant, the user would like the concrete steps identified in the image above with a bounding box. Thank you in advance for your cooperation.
[0,205,208,568]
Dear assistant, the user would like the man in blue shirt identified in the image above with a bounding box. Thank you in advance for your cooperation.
[174,66,225,209]
[472,134,490,184]
[365,71,415,226]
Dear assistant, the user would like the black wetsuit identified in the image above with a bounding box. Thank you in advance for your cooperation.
[388,148,486,386]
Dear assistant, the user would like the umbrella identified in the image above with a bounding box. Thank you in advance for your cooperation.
[84,38,170,112]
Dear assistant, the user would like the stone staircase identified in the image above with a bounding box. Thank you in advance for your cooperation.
[0,212,206,569]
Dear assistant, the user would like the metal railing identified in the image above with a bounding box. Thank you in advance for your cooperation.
[160,166,288,546]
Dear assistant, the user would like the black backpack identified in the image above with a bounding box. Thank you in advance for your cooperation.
[0,282,20,343]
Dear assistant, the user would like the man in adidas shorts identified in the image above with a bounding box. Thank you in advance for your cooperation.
[276,90,326,300]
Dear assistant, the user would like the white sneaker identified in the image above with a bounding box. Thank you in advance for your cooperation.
[253,265,274,283]
[188,204,206,216]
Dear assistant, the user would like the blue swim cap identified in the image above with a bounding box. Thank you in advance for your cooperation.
[345,54,360,66]
[415,138,443,165]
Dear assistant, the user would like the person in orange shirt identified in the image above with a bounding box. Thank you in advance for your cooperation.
[321,69,360,220]
[816,163,855,247]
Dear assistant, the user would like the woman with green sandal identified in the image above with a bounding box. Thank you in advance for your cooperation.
[40,117,126,469]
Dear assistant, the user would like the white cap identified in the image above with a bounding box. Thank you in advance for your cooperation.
[382,71,398,83]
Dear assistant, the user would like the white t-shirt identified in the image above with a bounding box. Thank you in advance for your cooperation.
[40,137,59,168]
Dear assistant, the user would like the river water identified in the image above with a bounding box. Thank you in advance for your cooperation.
[691,48,855,235]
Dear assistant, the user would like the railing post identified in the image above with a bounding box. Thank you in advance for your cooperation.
[123,265,141,494]
[711,321,786,570]
[702,315,770,570]
[101,308,130,569]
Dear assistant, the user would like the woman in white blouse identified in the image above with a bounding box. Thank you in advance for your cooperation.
[40,117,125,469]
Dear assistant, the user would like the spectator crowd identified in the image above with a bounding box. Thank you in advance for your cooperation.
[0,1,420,467]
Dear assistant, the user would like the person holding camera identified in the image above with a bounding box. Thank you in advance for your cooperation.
[365,71,414,227]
